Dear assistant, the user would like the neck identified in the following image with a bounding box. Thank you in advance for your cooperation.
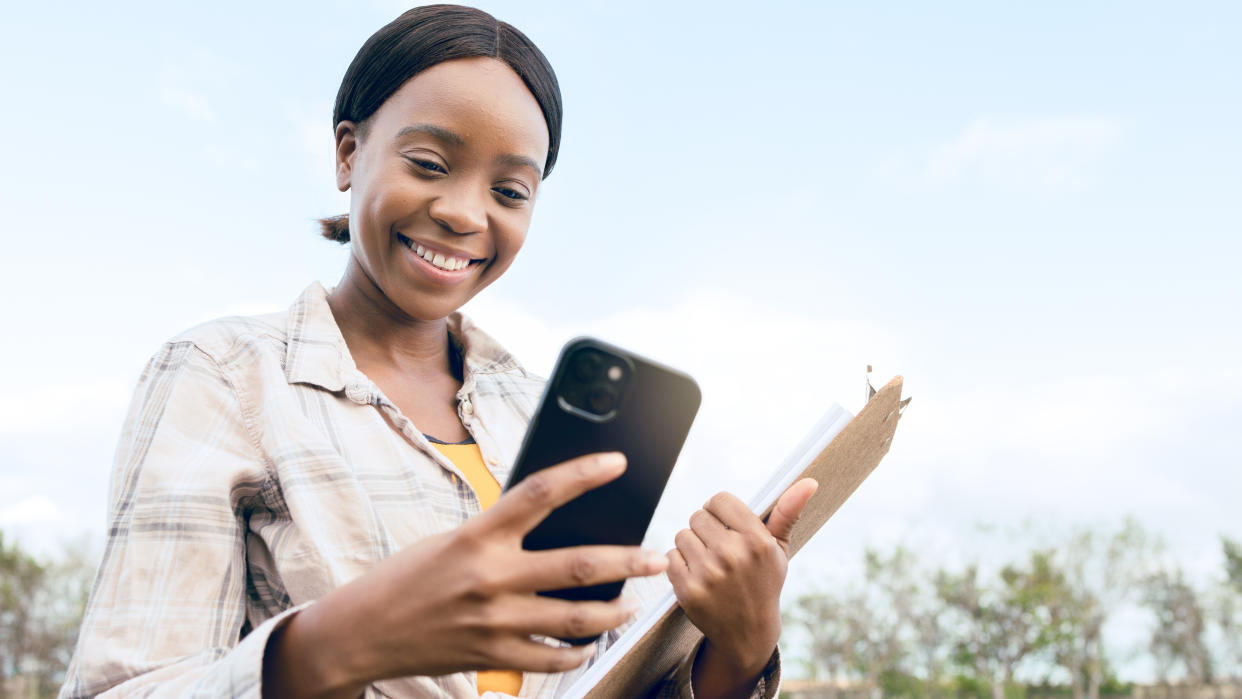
[326,257,458,381]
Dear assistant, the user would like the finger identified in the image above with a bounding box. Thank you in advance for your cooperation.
[485,452,626,535]
[505,595,641,642]
[480,633,597,674]
[688,508,733,552]
[512,545,667,592]
[666,548,689,579]
[765,478,819,552]
[665,548,690,593]
[673,527,711,574]
[703,491,767,537]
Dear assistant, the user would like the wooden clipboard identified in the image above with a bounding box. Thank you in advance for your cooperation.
[577,375,907,698]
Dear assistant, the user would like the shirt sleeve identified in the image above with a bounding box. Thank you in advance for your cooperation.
[585,573,782,699]
[59,340,293,698]
[651,641,781,699]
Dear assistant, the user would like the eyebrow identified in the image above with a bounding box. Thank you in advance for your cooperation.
[498,153,543,176]
[395,123,464,147]
[395,123,543,176]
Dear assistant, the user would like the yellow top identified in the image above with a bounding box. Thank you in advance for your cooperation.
[430,440,522,697]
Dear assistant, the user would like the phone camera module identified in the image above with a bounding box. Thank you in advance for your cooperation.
[559,347,629,420]
[586,386,617,414]
[573,350,604,382]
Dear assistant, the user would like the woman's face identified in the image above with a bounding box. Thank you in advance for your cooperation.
[334,57,549,321]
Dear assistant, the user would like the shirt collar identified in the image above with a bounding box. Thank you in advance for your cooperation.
[283,282,528,392]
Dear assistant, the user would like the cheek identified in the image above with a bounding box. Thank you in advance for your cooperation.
[494,215,530,267]
[503,220,529,254]
[365,172,425,232]
[350,157,416,224]
[474,218,528,288]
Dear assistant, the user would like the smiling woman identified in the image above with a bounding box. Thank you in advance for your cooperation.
[327,57,548,327]
[58,5,806,699]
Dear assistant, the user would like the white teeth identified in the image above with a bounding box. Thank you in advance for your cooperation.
[405,238,470,271]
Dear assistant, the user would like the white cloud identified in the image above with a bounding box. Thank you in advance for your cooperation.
[0,495,95,559]
[465,286,1241,569]
[155,47,242,123]
[914,368,1201,468]
[465,286,906,548]
[291,105,337,172]
[0,495,63,527]
[159,86,216,121]
[881,115,1130,193]
[5,283,1233,634]
[188,300,288,326]
[0,379,130,434]
[199,143,262,172]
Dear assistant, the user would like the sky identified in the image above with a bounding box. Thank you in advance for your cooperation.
[2,0,1240,681]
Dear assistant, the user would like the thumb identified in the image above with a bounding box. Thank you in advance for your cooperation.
[765,478,819,553]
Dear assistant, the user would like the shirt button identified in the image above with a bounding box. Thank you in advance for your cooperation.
[487,455,500,466]
[461,400,474,415]
[344,382,370,404]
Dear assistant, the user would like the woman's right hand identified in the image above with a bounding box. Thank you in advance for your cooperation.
[263,451,665,698]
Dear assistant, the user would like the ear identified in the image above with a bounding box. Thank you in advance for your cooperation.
[334,121,359,192]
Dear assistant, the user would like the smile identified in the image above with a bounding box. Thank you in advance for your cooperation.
[397,234,478,272]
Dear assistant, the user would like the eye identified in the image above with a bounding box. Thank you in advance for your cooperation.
[406,157,447,175]
[492,179,532,207]
[492,186,528,203]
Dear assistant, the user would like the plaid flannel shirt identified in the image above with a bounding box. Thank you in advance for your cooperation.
[60,282,779,698]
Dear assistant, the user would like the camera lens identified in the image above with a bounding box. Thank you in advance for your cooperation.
[586,386,616,414]
[572,350,603,382]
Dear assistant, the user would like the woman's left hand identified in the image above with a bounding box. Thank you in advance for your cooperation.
[666,478,819,698]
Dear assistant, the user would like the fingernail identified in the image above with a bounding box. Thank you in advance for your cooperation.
[597,452,626,471]
[644,550,668,571]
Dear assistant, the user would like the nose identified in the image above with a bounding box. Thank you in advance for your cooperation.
[428,179,488,236]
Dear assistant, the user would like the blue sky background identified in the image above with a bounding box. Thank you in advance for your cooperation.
[2,0,1240,681]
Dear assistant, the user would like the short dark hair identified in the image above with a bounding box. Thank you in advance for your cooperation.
[320,4,563,243]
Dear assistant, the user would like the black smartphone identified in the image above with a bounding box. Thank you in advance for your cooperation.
[503,337,700,643]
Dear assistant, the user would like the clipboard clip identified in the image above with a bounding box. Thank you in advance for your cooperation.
[867,364,912,416]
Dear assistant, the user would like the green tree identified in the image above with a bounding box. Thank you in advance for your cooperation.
[786,577,903,698]
[1224,536,1242,595]
[0,531,47,681]
[787,590,852,690]
[785,546,944,697]
[908,581,950,698]
[1215,536,1242,688]
[0,531,96,696]
[1143,566,1212,684]
[1041,519,1156,699]
[849,547,919,697]
[31,536,94,693]
[937,550,1059,699]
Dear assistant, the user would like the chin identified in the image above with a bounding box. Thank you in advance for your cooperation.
[392,289,475,322]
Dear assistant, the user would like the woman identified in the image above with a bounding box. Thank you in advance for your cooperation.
[61,6,817,698]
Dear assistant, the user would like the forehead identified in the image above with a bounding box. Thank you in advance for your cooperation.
[368,57,549,163]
